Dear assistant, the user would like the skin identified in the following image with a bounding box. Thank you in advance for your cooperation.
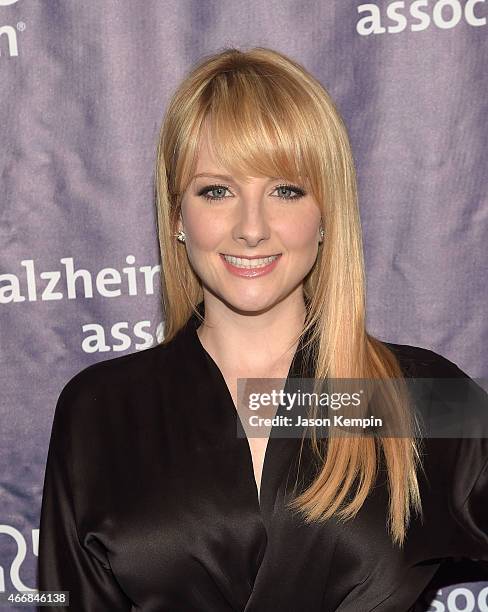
[178,131,323,498]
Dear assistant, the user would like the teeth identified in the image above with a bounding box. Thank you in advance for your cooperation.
[223,255,278,269]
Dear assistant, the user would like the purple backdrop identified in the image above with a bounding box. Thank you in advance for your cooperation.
[1,1,486,609]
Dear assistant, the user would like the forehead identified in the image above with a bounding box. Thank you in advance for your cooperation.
[192,131,261,184]
[192,123,296,183]
[194,131,222,170]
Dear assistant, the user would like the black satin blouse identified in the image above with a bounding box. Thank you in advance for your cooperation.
[38,302,488,611]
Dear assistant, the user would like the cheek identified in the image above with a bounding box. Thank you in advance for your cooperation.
[184,209,225,251]
[277,213,320,251]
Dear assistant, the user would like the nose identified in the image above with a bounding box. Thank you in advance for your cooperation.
[232,193,271,247]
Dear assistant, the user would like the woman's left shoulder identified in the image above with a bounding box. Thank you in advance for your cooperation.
[383,341,488,438]
[379,344,488,561]
[381,340,473,379]
[383,340,488,497]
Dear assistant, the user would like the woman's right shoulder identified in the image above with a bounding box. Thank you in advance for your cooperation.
[54,335,185,425]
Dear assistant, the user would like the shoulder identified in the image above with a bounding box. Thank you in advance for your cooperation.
[382,340,488,441]
[60,342,165,395]
[385,339,487,418]
[381,341,471,379]
[53,336,183,429]
[382,343,488,515]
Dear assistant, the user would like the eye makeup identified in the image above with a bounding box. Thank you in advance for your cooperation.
[274,184,306,200]
[196,183,307,201]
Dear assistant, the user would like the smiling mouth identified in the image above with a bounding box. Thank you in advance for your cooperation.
[221,253,281,269]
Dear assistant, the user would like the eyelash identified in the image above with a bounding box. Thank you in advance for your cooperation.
[197,183,306,201]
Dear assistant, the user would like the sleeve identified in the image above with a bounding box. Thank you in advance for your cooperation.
[430,352,488,561]
[396,347,488,564]
[37,379,133,611]
[451,443,488,561]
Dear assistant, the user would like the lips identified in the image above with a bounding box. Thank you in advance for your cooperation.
[221,253,281,259]
[222,254,279,268]
[220,253,282,278]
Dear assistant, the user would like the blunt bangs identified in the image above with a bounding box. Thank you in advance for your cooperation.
[178,65,324,200]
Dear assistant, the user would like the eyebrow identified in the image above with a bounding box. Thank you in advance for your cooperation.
[191,173,287,182]
[192,173,235,181]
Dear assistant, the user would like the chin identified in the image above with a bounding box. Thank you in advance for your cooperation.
[219,292,281,315]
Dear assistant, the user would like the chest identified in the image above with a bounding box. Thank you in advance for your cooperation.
[76,360,457,612]
[223,368,286,498]
[81,427,437,612]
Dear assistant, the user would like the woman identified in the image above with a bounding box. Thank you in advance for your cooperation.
[38,47,488,611]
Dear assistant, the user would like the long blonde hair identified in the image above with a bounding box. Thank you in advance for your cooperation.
[155,46,424,546]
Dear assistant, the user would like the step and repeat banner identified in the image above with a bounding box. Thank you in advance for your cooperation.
[1,1,487,610]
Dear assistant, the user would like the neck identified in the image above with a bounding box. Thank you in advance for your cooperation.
[196,289,307,375]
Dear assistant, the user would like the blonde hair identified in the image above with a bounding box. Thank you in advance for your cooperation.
[155,46,424,546]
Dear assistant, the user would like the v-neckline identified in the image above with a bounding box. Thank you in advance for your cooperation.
[186,301,314,513]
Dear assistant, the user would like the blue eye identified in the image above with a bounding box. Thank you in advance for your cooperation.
[198,185,231,201]
[197,183,306,201]
[273,184,306,200]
